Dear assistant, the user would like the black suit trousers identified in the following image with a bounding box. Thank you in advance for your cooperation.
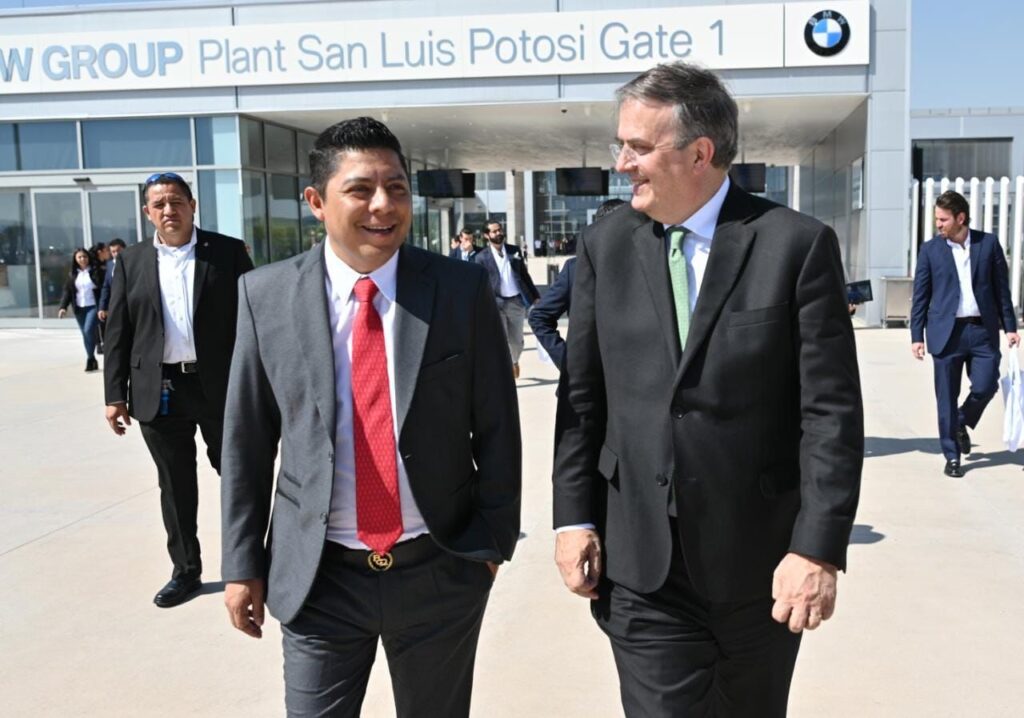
[282,539,493,718]
[592,528,801,718]
[138,367,223,578]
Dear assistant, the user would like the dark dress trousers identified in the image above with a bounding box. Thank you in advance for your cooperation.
[475,243,540,305]
[553,186,863,716]
[910,229,1017,459]
[220,243,521,716]
[104,229,253,577]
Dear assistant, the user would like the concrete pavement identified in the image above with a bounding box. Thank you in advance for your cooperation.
[1,325,1023,717]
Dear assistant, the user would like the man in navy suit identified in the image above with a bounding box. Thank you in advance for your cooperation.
[449,228,478,261]
[911,190,1019,477]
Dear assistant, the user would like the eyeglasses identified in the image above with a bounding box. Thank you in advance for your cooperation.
[144,172,186,186]
[609,139,696,165]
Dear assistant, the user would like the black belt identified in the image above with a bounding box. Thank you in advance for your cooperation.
[324,534,438,573]
[955,316,983,326]
[498,295,519,300]
[163,361,198,374]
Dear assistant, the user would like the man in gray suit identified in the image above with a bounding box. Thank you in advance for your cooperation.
[220,117,521,717]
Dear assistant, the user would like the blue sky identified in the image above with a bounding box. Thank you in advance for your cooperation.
[0,0,1020,109]
[911,0,1024,109]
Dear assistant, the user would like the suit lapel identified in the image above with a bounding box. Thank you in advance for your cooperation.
[969,229,982,285]
[394,246,435,436]
[192,230,211,313]
[295,244,337,440]
[674,186,757,386]
[139,242,163,324]
[632,221,681,366]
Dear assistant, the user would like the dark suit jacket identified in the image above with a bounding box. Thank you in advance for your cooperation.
[910,229,1016,355]
[475,243,540,306]
[59,266,104,311]
[449,247,479,262]
[553,185,863,602]
[220,242,522,624]
[528,257,576,368]
[99,259,116,312]
[103,228,254,422]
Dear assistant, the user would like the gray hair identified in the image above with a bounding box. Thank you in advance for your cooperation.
[615,62,738,169]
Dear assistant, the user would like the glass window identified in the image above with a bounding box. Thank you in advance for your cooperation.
[88,191,139,246]
[18,122,78,171]
[299,175,324,250]
[532,170,630,257]
[83,118,190,169]
[242,171,268,265]
[914,139,1012,181]
[195,117,240,166]
[486,172,506,190]
[34,191,84,316]
[0,124,16,171]
[198,170,243,239]
[0,190,38,318]
[265,124,297,173]
[241,118,265,169]
[269,174,300,261]
[297,134,315,176]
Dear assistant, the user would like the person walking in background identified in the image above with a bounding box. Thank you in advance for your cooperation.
[451,227,479,261]
[104,171,253,608]
[97,238,126,323]
[553,62,863,717]
[57,248,104,372]
[475,220,539,379]
[911,190,1019,477]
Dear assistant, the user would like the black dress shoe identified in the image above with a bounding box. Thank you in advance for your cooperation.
[153,574,201,608]
[944,460,964,478]
[955,426,971,456]
[85,357,98,372]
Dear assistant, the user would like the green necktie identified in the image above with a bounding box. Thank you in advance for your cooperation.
[668,227,690,351]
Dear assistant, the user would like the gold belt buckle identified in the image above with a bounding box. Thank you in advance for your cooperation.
[367,551,394,572]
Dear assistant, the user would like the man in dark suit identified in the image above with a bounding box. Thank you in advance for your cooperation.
[220,118,521,717]
[475,220,540,378]
[553,62,863,717]
[911,190,1018,477]
[449,227,479,261]
[104,172,253,608]
[96,237,126,323]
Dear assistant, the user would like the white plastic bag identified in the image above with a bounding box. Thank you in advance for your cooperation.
[1000,350,1024,451]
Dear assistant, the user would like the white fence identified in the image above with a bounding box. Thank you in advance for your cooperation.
[912,175,1024,308]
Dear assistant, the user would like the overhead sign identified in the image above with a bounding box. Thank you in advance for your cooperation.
[0,2,868,95]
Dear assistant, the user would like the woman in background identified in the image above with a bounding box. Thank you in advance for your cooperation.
[58,248,104,372]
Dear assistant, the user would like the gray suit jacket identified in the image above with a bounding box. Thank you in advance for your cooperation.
[221,242,522,624]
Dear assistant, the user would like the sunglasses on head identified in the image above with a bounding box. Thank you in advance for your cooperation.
[144,172,186,186]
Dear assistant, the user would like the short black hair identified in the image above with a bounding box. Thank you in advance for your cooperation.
[143,173,193,203]
[935,190,970,224]
[459,228,474,237]
[109,238,127,249]
[309,117,408,195]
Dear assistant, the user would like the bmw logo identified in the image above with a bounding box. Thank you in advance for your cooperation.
[804,10,851,57]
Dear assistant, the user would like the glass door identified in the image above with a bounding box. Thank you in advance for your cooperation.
[31,190,84,317]
[86,186,142,247]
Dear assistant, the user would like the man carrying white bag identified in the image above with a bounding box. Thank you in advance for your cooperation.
[1001,350,1024,451]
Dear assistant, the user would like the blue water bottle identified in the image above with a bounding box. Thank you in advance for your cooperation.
[159,379,171,416]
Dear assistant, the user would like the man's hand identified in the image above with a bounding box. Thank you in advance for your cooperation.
[225,579,266,639]
[1008,332,1020,348]
[486,561,499,579]
[911,342,926,360]
[98,310,107,321]
[105,404,131,435]
[57,308,66,319]
[771,552,838,633]
[555,529,602,600]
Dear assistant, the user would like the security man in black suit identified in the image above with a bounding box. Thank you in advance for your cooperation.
[104,172,253,607]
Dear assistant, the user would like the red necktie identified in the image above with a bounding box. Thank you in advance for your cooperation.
[352,277,403,555]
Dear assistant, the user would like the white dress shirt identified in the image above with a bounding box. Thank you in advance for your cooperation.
[490,243,521,297]
[946,233,981,318]
[74,268,96,308]
[555,176,731,535]
[322,244,427,549]
[155,227,197,364]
